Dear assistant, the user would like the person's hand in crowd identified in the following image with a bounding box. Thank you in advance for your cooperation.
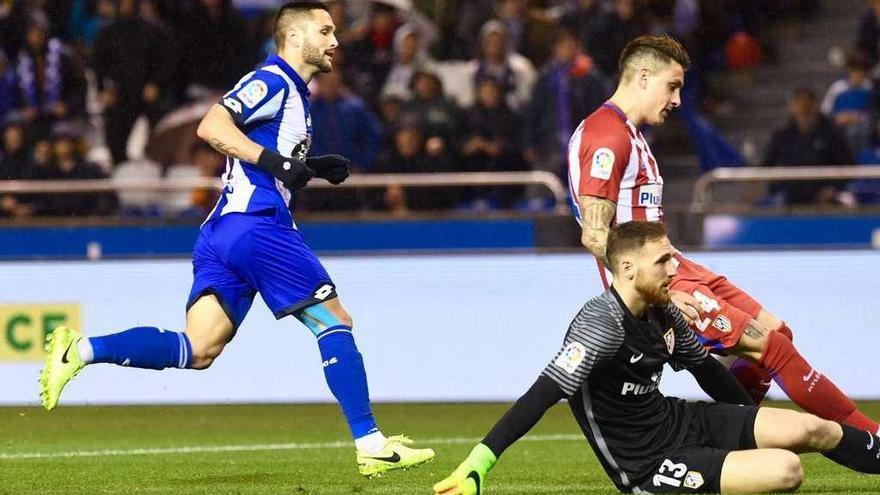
[21,106,38,122]
[463,136,487,155]
[426,136,445,156]
[50,102,68,118]
[100,88,118,108]
[143,83,160,104]
[833,111,861,127]
[484,139,503,158]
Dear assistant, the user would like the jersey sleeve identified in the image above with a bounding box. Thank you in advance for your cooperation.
[577,128,632,202]
[219,70,287,127]
[542,301,624,396]
[665,303,709,371]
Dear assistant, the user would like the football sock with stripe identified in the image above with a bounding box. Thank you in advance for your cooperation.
[85,326,193,369]
[760,330,879,433]
[316,327,380,445]
[728,322,794,404]
[823,424,880,473]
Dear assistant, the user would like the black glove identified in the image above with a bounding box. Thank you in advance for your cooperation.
[306,154,351,185]
[257,149,315,191]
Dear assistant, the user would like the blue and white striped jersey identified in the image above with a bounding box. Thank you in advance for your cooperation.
[204,53,312,227]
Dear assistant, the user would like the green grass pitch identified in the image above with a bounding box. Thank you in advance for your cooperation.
[2,402,879,494]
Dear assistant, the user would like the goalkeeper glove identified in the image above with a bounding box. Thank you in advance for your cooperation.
[256,149,315,191]
[307,154,351,185]
[433,443,497,495]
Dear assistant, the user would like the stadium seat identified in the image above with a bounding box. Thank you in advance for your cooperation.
[112,159,163,215]
[163,164,202,215]
[86,145,114,174]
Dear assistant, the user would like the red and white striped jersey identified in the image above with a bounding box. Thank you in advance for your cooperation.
[567,102,664,226]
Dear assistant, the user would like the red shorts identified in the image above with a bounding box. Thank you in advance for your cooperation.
[668,254,763,350]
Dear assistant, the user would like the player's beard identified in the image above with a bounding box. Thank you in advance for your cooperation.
[303,39,332,73]
[635,271,671,306]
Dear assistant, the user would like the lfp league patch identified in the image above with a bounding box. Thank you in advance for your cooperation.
[555,342,586,374]
[590,147,615,180]
[237,80,269,109]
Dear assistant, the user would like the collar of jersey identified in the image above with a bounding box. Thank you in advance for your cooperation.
[610,286,650,323]
[610,286,664,340]
[264,53,311,97]
[602,101,628,122]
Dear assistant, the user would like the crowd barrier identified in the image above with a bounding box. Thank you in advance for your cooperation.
[1,250,877,405]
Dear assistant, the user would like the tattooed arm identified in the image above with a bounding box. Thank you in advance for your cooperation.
[578,195,616,262]
[196,104,263,164]
[731,319,770,361]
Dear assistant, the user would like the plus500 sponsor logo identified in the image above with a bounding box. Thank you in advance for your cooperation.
[638,185,662,206]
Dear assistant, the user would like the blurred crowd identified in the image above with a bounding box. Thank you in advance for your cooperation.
[0,0,839,218]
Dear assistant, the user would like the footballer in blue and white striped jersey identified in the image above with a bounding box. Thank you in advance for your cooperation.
[205,53,315,226]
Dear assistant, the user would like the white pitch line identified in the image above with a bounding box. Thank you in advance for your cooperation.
[0,433,582,461]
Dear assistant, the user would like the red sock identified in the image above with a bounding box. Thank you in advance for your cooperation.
[729,357,772,404]
[776,322,793,341]
[728,323,792,404]
[760,330,879,433]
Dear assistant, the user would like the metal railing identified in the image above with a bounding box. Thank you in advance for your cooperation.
[0,171,570,213]
[691,165,880,213]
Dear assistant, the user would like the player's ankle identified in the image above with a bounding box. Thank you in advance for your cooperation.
[355,431,387,454]
[77,338,94,364]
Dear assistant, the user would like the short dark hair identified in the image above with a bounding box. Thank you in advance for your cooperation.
[274,1,330,49]
[790,87,817,101]
[618,34,690,82]
[605,221,668,274]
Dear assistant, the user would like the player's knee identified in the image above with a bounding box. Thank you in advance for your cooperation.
[803,415,841,450]
[756,310,783,333]
[189,356,213,370]
[773,451,803,492]
[792,414,836,449]
[185,336,225,370]
[299,301,353,335]
[333,308,353,328]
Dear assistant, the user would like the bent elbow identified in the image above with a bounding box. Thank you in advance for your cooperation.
[196,119,213,142]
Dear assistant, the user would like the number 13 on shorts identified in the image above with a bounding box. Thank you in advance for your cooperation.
[653,458,705,491]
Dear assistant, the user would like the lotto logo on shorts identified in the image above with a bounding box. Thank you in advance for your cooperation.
[312,283,336,301]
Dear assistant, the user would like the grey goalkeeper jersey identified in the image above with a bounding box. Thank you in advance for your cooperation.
[542,288,709,491]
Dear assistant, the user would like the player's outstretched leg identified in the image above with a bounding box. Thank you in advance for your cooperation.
[758,331,879,434]
[297,299,434,477]
[40,327,192,411]
[754,407,880,474]
[734,317,880,435]
[39,295,232,410]
[39,324,194,410]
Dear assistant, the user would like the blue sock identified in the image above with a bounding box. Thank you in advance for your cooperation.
[90,326,193,370]
[317,327,378,439]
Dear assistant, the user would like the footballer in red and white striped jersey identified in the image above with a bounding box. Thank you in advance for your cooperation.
[568,101,663,226]
[567,100,763,351]
[566,31,880,449]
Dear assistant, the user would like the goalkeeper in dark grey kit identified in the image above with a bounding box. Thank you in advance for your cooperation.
[435,221,880,494]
